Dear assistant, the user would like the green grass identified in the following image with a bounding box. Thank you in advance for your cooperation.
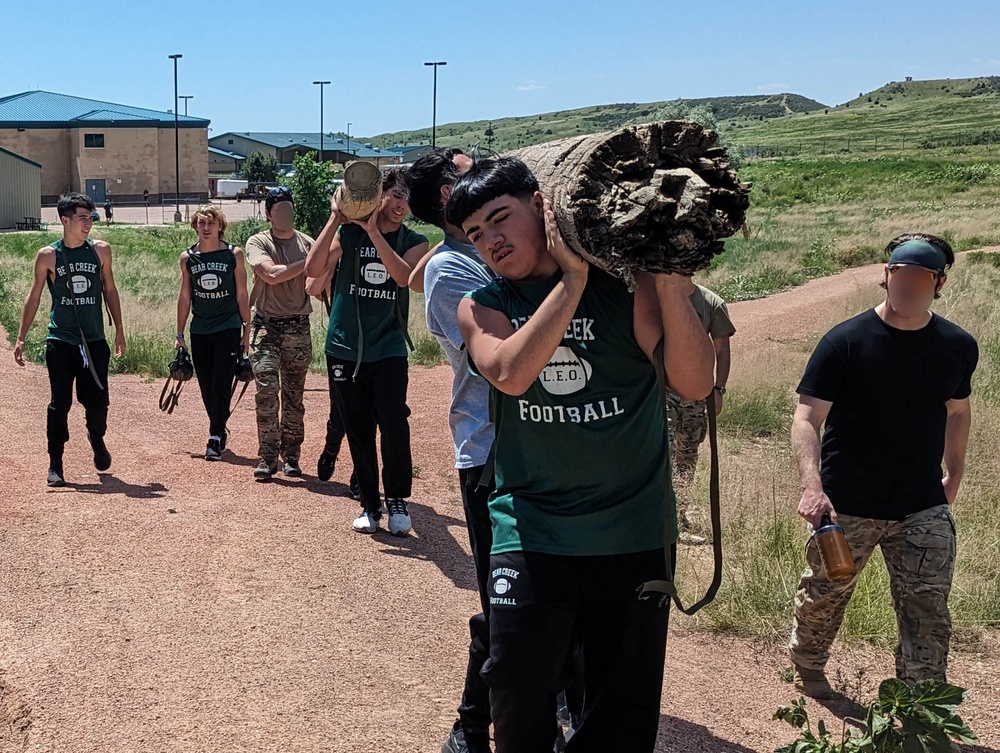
[0,221,449,378]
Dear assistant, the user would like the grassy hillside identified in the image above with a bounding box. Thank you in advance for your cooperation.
[724,77,1000,156]
[359,77,1000,161]
[363,93,826,154]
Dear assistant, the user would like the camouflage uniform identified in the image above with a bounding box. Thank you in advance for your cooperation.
[666,391,708,483]
[249,316,312,464]
[789,503,956,682]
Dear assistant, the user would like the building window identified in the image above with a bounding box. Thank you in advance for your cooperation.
[84,133,105,148]
[227,139,234,145]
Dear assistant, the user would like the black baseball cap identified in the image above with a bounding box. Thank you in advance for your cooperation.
[264,186,293,211]
[887,240,948,274]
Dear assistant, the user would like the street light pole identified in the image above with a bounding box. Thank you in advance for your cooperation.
[313,81,330,161]
[169,54,183,223]
[424,61,447,147]
[347,122,352,158]
[180,95,193,116]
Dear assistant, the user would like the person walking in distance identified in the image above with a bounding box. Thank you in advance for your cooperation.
[175,205,251,460]
[12,192,126,486]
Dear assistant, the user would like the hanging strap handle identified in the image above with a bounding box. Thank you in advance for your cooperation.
[638,340,723,614]
[158,377,185,414]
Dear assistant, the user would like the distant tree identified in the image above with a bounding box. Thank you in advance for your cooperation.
[244,151,278,183]
[281,154,331,237]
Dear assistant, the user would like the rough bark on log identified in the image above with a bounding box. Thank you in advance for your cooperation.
[508,121,751,278]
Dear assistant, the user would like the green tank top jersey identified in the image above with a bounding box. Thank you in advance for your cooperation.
[47,239,105,344]
[469,268,673,557]
[186,245,242,335]
[325,223,426,363]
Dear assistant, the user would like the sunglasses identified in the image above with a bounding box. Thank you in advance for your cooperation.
[888,264,942,282]
[268,186,292,198]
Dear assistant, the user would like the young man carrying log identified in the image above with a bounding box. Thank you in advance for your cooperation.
[452,157,715,752]
[12,192,126,487]
[407,148,496,753]
[304,169,429,536]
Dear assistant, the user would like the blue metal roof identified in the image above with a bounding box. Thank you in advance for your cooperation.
[211,132,391,160]
[208,146,244,159]
[0,145,42,168]
[0,91,210,128]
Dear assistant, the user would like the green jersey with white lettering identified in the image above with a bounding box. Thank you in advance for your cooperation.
[469,268,673,556]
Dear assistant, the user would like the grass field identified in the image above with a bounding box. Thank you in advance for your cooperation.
[0,219,445,377]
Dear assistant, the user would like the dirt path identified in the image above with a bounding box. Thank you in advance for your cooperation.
[1,255,998,753]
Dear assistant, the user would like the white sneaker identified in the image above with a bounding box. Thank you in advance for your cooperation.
[352,511,379,534]
[386,498,411,537]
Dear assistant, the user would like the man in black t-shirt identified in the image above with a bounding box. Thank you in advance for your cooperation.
[788,233,978,699]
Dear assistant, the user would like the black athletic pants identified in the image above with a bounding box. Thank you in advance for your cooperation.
[327,355,412,514]
[456,464,495,734]
[45,339,111,462]
[190,328,240,439]
[483,548,672,753]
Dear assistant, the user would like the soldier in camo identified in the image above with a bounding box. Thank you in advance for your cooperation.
[244,187,315,482]
[665,278,735,533]
[789,233,978,698]
[790,505,957,683]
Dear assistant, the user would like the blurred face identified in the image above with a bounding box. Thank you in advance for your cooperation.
[266,199,295,232]
[883,263,945,317]
[61,207,94,237]
[380,185,410,226]
[195,215,221,242]
[462,192,547,280]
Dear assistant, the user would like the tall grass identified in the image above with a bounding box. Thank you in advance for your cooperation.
[0,224,447,377]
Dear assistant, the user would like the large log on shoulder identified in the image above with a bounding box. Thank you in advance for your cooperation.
[508,121,751,279]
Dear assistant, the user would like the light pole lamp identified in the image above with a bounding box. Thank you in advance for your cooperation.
[169,53,183,223]
[180,95,193,116]
[313,81,330,161]
[424,61,447,147]
[347,122,352,158]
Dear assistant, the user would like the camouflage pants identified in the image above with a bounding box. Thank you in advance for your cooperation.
[249,317,312,464]
[789,504,956,683]
[666,394,708,483]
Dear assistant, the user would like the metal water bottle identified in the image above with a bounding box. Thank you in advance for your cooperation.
[814,513,856,583]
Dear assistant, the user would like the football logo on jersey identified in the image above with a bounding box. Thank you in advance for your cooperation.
[70,275,90,294]
[539,346,593,395]
[363,262,389,286]
[200,273,221,291]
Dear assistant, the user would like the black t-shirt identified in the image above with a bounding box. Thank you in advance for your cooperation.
[798,309,978,520]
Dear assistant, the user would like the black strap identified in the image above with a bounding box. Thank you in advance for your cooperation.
[158,376,185,414]
[230,375,251,411]
[638,341,723,614]
[394,229,414,352]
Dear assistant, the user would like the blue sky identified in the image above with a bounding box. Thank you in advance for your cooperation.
[5,0,999,139]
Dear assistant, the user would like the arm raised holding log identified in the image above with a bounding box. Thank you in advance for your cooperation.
[447,150,737,750]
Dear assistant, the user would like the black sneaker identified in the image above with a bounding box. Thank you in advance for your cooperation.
[349,472,360,500]
[441,722,492,753]
[88,432,112,471]
[317,452,336,482]
[47,465,65,487]
[205,438,222,461]
[283,458,302,477]
[253,460,277,482]
[219,430,228,453]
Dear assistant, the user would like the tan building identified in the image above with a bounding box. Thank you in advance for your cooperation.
[209,132,400,167]
[0,146,41,229]
[0,90,210,204]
